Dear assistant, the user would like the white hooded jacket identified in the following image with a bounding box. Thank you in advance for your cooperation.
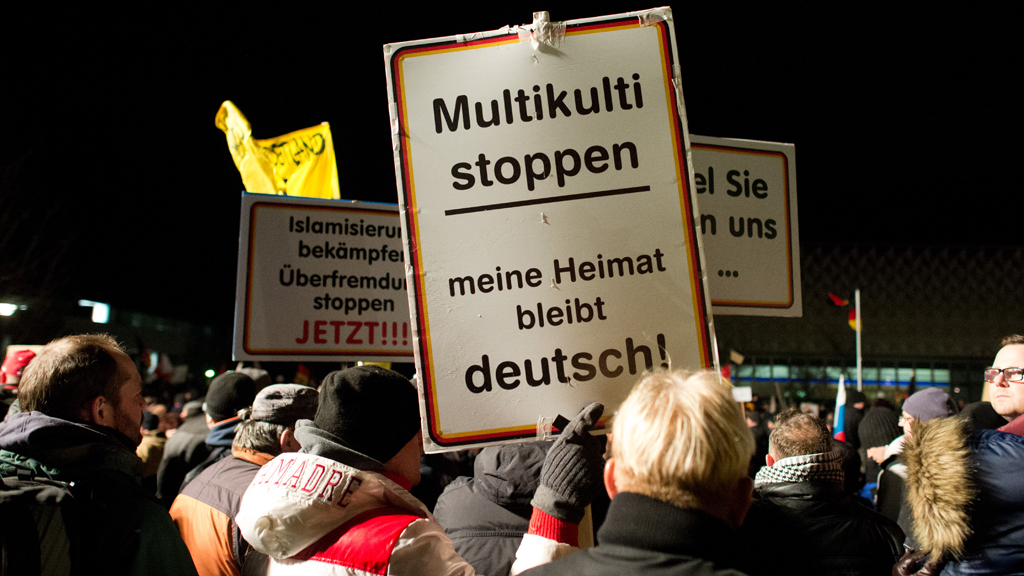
[235,451,574,575]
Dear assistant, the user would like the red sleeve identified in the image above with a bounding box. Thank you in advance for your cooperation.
[527,508,579,548]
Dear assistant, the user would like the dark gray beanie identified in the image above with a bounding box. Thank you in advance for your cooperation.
[314,366,420,464]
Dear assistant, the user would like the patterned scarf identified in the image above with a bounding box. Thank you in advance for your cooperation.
[754,450,844,488]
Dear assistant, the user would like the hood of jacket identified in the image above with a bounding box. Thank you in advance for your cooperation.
[470,441,549,518]
[293,419,388,473]
[206,416,241,448]
[235,420,430,560]
[0,411,141,482]
[903,417,974,563]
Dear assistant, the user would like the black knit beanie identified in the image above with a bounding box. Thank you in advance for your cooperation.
[846,390,868,406]
[315,365,421,464]
[205,372,257,422]
[859,407,901,449]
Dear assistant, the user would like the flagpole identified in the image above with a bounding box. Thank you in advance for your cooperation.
[855,288,862,392]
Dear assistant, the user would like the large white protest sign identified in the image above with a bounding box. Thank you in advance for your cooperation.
[385,9,715,452]
[690,136,801,316]
[233,193,413,362]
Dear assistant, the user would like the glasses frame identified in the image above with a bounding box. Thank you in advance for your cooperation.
[984,367,1024,383]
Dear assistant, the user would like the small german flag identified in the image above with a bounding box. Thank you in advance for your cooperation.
[828,292,849,307]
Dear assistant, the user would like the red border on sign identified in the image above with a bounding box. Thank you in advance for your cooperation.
[242,202,412,357]
[693,144,795,308]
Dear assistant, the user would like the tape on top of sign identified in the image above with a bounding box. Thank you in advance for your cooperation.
[454,32,485,44]
[638,7,671,26]
[522,11,565,49]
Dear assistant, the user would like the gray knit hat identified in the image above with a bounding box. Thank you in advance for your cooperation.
[903,388,957,422]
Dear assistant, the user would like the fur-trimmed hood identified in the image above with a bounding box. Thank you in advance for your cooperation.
[903,417,974,563]
[905,417,1024,572]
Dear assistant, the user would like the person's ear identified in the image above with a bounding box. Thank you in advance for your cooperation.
[604,457,618,499]
[279,428,302,453]
[765,453,776,467]
[82,395,112,427]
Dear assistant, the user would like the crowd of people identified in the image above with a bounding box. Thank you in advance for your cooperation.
[2,332,1024,575]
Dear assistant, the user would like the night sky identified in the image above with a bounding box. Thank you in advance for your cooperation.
[2,4,1016,333]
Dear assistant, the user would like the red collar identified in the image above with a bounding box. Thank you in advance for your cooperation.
[380,471,413,491]
[998,413,1024,436]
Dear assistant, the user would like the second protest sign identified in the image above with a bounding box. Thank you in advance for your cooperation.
[233,193,413,362]
[385,9,715,451]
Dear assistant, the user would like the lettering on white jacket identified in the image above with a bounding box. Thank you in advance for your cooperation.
[251,453,362,507]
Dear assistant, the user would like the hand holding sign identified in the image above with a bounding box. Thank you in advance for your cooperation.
[532,402,606,524]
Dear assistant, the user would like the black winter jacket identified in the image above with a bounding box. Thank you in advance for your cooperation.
[740,480,904,576]
[0,411,198,575]
[523,492,748,576]
[156,414,210,508]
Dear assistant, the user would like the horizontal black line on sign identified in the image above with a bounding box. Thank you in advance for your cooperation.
[444,186,652,216]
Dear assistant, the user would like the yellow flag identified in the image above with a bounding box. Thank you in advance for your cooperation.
[215,101,340,199]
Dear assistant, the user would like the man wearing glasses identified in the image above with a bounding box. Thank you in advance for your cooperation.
[985,334,1024,425]
[894,337,1024,574]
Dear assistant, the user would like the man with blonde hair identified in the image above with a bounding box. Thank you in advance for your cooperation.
[522,369,755,575]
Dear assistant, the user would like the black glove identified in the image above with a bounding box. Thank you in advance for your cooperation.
[893,550,945,576]
[531,402,605,523]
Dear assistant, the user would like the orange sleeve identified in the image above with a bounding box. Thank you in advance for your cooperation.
[170,494,241,576]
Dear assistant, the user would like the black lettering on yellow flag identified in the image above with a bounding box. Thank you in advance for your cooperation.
[215,100,340,199]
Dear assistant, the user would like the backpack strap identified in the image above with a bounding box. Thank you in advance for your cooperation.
[1,475,82,576]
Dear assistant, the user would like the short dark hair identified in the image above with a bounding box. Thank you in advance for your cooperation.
[1000,334,1024,348]
[769,408,832,459]
[19,334,127,421]
[232,407,287,455]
